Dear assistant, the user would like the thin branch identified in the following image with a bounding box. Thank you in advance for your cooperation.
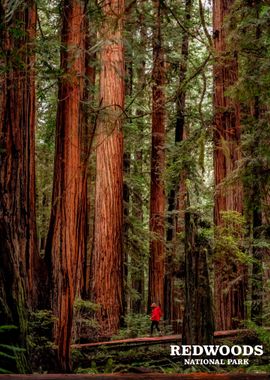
[161,0,207,47]
[198,70,207,129]
[199,0,213,48]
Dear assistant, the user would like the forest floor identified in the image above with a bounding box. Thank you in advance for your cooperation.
[0,373,270,379]
[71,329,270,375]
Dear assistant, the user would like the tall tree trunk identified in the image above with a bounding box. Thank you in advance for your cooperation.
[81,19,97,300]
[45,0,87,371]
[90,0,125,335]
[123,47,133,319]
[182,212,214,345]
[249,11,263,326]
[251,191,263,325]
[130,10,146,314]
[213,0,246,330]
[0,1,37,371]
[148,0,166,310]
[249,98,263,326]
[164,0,192,324]
[131,136,145,314]
[123,149,130,318]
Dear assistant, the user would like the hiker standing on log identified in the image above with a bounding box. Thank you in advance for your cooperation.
[150,303,162,336]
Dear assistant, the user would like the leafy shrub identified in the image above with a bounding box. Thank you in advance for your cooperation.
[73,298,100,342]
[28,310,56,372]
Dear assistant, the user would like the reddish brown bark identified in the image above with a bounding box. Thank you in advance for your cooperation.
[172,171,188,326]
[45,0,87,371]
[0,0,38,321]
[0,1,39,372]
[164,0,192,325]
[213,0,246,330]
[182,212,214,345]
[131,144,145,314]
[81,20,97,300]
[148,0,166,310]
[123,43,133,317]
[90,0,125,335]
[213,0,242,225]
[130,11,146,314]
[131,145,145,314]
[247,15,264,326]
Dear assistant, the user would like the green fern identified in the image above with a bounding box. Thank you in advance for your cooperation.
[0,325,25,374]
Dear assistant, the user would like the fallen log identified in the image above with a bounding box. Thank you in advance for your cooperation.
[71,328,262,350]
[72,334,180,349]
[213,329,252,338]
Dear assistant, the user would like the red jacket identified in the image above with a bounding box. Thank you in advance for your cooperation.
[151,306,162,321]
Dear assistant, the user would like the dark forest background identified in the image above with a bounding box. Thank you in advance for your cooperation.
[0,0,270,374]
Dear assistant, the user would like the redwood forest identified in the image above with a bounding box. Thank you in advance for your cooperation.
[0,0,270,377]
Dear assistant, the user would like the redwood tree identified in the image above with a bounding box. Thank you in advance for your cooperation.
[90,0,125,335]
[45,0,87,371]
[148,0,166,309]
[130,7,147,315]
[213,0,246,330]
[164,0,192,324]
[0,1,37,366]
[81,18,97,300]
[182,212,214,345]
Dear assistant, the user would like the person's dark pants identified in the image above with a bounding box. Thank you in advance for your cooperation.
[151,320,160,335]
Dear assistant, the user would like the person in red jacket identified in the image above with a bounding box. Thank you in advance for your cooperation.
[150,303,162,336]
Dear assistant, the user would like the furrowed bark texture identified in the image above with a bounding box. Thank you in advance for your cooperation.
[148,0,166,309]
[213,0,246,330]
[248,99,263,325]
[164,0,192,324]
[247,13,263,326]
[123,42,133,318]
[182,212,214,345]
[0,2,37,366]
[90,0,125,335]
[130,12,146,314]
[123,150,130,319]
[81,17,96,300]
[45,0,86,371]
[131,129,145,314]
[251,199,263,325]
[0,0,38,306]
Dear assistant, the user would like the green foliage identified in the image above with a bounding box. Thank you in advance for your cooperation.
[0,325,17,333]
[74,345,182,374]
[35,0,60,254]
[247,364,270,374]
[73,299,100,342]
[224,3,270,328]
[76,363,99,374]
[28,310,56,372]
[226,0,270,223]
[214,211,250,266]
[0,325,25,374]
[74,299,100,313]
[246,321,270,352]
[28,309,55,343]
[3,0,269,374]
[113,314,150,339]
